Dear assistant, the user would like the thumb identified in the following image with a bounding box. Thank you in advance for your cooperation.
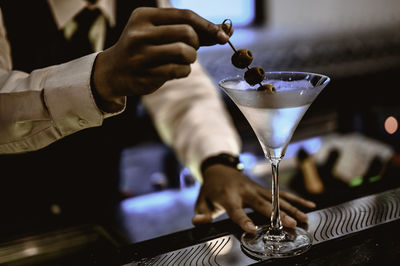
[192,197,213,225]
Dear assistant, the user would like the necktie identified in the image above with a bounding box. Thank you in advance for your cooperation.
[68,7,101,54]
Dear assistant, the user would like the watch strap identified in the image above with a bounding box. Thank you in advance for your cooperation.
[200,153,243,174]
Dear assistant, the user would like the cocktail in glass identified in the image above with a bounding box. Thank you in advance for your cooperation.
[219,71,330,259]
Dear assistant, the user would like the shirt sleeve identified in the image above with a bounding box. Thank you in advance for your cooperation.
[142,61,242,182]
[156,0,172,8]
[0,8,125,154]
[151,0,241,180]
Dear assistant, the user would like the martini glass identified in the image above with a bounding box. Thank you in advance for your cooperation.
[219,71,330,259]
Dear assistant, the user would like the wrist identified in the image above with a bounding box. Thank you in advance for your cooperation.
[200,153,243,175]
[91,52,124,113]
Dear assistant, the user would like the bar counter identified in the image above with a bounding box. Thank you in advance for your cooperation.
[1,132,400,265]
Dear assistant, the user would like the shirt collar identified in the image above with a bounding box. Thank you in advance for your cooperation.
[47,0,116,29]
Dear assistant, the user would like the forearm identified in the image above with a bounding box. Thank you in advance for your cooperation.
[142,61,242,181]
[0,53,125,154]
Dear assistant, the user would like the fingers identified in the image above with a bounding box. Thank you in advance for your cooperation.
[245,191,298,228]
[136,42,197,67]
[280,191,316,209]
[255,188,310,225]
[145,8,229,45]
[279,198,309,223]
[101,6,227,98]
[146,63,192,80]
[194,196,257,234]
[194,166,314,235]
[223,200,257,234]
[149,25,200,49]
[220,19,234,37]
[193,195,213,225]
[280,210,298,228]
[245,190,272,217]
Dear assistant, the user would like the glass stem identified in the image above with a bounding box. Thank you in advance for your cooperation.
[270,159,283,233]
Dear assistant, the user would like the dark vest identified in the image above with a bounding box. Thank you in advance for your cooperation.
[0,0,157,227]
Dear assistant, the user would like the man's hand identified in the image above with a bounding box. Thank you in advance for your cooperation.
[92,7,230,112]
[192,164,316,234]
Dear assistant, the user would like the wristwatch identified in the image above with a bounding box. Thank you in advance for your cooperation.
[200,153,243,174]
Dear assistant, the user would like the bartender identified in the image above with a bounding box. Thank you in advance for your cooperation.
[0,0,314,234]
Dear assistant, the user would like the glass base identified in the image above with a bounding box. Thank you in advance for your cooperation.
[241,225,312,260]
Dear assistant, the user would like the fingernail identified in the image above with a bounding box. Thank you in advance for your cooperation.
[298,211,308,221]
[194,214,206,219]
[283,216,297,227]
[193,214,208,223]
[245,221,257,232]
[307,201,316,208]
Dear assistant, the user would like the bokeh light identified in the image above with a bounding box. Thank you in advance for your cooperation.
[384,116,398,135]
[170,0,255,27]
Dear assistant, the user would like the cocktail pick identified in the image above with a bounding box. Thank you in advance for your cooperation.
[222,19,275,92]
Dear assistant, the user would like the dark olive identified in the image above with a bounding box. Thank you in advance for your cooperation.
[244,66,265,85]
[257,84,276,92]
[231,49,253,69]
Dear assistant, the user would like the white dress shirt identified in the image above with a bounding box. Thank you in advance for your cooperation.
[0,0,241,181]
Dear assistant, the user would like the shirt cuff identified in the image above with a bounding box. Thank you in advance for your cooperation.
[43,53,125,136]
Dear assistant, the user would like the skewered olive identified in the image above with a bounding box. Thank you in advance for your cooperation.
[244,66,265,86]
[231,49,253,69]
[222,18,275,92]
[257,84,276,92]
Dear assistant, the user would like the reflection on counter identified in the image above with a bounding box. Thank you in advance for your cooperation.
[0,225,120,265]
